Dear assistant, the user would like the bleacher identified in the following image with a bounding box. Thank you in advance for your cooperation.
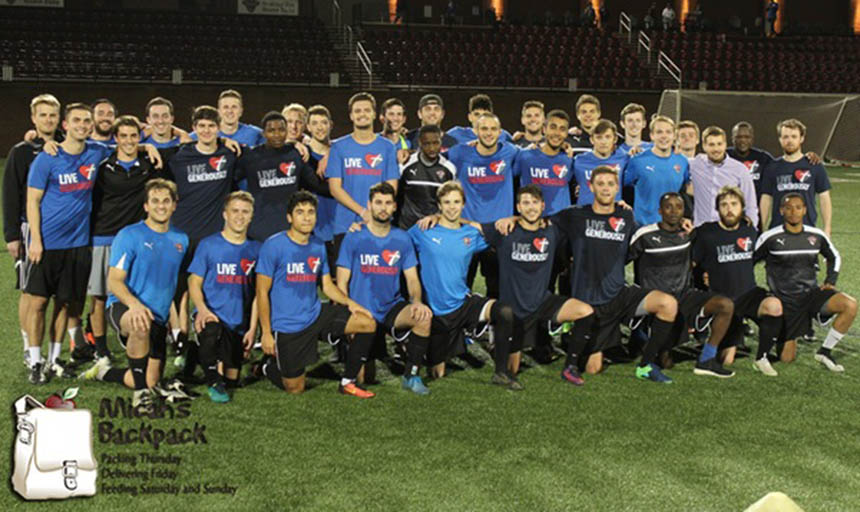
[0,8,344,84]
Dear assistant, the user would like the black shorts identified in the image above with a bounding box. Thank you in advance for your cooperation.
[326,233,346,279]
[780,288,837,341]
[173,237,201,304]
[24,246,91,303]
[514,294,570,350]
[664,289,718,346]
[428,294,493,366]
[724,287,772,347]
[365,300,412,360]
[591,285,652,352]
[197,321,245,369]
[107,302,169,358]
[274,303,350,379]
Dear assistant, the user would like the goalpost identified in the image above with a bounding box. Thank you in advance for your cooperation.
[657,90,860,163]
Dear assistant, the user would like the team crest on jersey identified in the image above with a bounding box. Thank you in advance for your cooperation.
[240,258,255,275]
[463,237,472,246]
[807,236,818,246]
[794,169,811,183]
[307,256,321,274]
[209,156,227,171]
[736,237,752,251]
[489,160,506,175]
[279,162,295,176]
[673,164,682,173]
[608,217,625,232]
[175,243,184,253]
[552,164,568,179]
[743,160,759,172]
[365,153,383,167]
[436,170,447,180]
[381,250,400,266]
[532,237,549,253]
[79,163,95,180]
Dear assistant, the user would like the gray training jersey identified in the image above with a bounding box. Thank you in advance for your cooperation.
[753,225,840,301]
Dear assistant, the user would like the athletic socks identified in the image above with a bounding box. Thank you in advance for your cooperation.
[757,315,781,360]
[406,333,430,376]
[344,333,374,381]
[28,346,42,366]
[489,302,514,373]
[564,313,595,368]
[21,329,29,351]
[699,343,717,363]
[102,367,126,383]
[172,328,181,345]
[94,335,109,358]
[48,342,62,364]
[68,326,83,350]
[641,318,673,365]
[822,327,844,350]
[128,356,148,390]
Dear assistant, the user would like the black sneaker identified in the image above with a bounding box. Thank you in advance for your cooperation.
[743,320,755,337]
[693,358,735,378]
[491,372,524,391]
[43,360,72,382]
[70,343,96,364]
[29,362,46,385]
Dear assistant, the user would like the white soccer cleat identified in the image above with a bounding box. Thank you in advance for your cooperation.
[80,356,112,380]
[753,356,778,377]
[814,352,845,373]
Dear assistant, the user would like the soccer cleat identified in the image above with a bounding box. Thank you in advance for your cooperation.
[43,360,70,382]
[132,389,155,414]
[400,375,430,395]
[753,356,778,377]
[28,362,46,385]
[338,381,375,399]
[154,378,197,402]
[635,363,673,384]
[561,365,585,386]
[693,358,735,378]
[548,321,572,337]
[207,383,230,403]
[80,356,112,380]
[814,350,845,373]
[70,342,96,364]
[743,320,755,337]
[491,372,524,391]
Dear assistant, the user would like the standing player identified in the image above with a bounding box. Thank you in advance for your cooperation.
[209,89,265,146]
[406,94,458,151]
[628,192,735,378]
[573,119,629,206]
[618,103,653,154]
[90,98,117,144]
[141,97,188,149]
[692,186,784,375]
[727,121,774,205]
[566,94,601,156]
[446,94,513,144]
[675,120,700,160]
[398,125,457,230]
[378,97,410,150]
[188,192,260,402]
[89,179,188,412]
[760,119,832,237]
[282,103,308,145]
[256,191,376,395]
[511,100,546,148]
[624,116,691,226]
[515,110,575,216]
[337,183,433,395]
[306,105,339,262]
[408,181,520,389]
[446,113,520,298]
[754,193,856,371]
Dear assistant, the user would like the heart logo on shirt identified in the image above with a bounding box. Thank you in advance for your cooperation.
[365,153,383,167]
[532,237,549,253]
[209,156,226,171]
[489,160,506,175]
[608,217,625,232]
[463,237,472,246]
[279,162,295,176]
[743,160,758,172]
[794,169,810,183]
[78,163,95,180]
[240,258,255,275]
[381,250,400,266]
[673,164,682,173]
[552,164,568,178]
[736,237,752,252]
[307,256,321,274]
[175,243,184,253]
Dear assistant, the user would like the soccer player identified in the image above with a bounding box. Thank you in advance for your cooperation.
[754,193,855,371]
[406,94,458,151]
[256,191,376,395]
[446,113,520,298]
[141,97,188,149]
[325,92,399,267]
[188,191,260,402]
[90,98,117,144]
[727,121,774,204]
[692,186,784,376]
[618,103,653,154]
[87,116,169,366]
[566,94,601,156]
[628,192,735,378]
[379,97,410,150]
[337,183,433,395]
[481,185,595,381]
[212,89,265,146]
[89,179,188,412]
[236,111,328,241]
[689,126,758,227]
[4,94,63,365]
[446,94,513,144]
[306,105,339,260]
[281,103,308,144]
[573,119,629,206]
[408,181,520,389]
[398,124,457,229]
[760,118,832,237]
[511,100,546,148]
[675,120,700,160]
[624,115,691,226]
[516,109,575,216]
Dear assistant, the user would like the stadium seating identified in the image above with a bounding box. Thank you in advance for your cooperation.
[360,24,660,90]
[0,8,344,84]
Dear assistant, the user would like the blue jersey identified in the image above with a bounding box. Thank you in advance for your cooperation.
[573,149,629,206]
[310,150,337,242]
[140,134,181,149]
[337,227,417,322]
[618,141,654,154]
[446,126,513,145]
[188,233,261,333]
[408,224,488,315]
[624,149,690,225]
[514,148,574,216]
[106,221,188,324]
[447,142,520,223]
[325,135,399,234]
[257,232,329,333]
[27,141,111,250]
[191,122,265,147]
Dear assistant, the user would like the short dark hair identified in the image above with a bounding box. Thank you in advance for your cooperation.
[546,109,570,125]
[468,94,493,113]
[261,111,286,127]
[593,119,618,136]
[348,92,376,112]
[780,192,806,206]
[112,115,141,136]
[369,182,396,201]
[287,190,318,216]
[418,124,442,138]
[145,178,178,202]
[576,94,600,113]
[146,97,174,117]
[715,185,745,210]
[659,192,683,208]
[308,104,331,120]
[516,184,544,202]
[218,89,242,104]
[437,180,465,203]
[191,105,220,126]
[64,102,92,117]
[732,121,754,137]
[521,100,544,114]
[381,97,405,115]
[91,98,116,114]
[590,165,619,184]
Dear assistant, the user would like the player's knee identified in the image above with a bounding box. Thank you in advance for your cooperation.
[761,297,782,317]
[841,294,858,317]
[780,341,797,363]
[655,292,677,318]
[714,296,734,316]
[356,315,376,334]
[28,295,49,312]
[284,379,305,394]
[492,302,514,324]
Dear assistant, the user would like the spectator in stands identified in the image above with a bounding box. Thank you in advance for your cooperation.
[644,3,658,31]
[766,1,779,37]
[581,4,596,27]
[444,1,456,25]
[661,2,675,31]
[394,0,407,24]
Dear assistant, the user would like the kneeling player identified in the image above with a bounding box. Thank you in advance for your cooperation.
[256,191,376,395]
[188,192,260,403]
[754,193,856,371]
[629,192,735,378]
[409,181,521,390]
[337,183,433,395]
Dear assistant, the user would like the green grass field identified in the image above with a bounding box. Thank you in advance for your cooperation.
[2,163,859,511]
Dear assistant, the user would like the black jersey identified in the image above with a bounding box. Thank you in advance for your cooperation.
[628,223,694,297]
[166,143,239,241]
[564,131,593,157]
[3,134,64,242]
[552,205,636,306]
[511,136,545,149]
[754,225,840,301]
[727,146,773,202]
[761,156,831,229]
[692,221,757,300]
[406,128,458,153]
[482,222,564,318]
[91,152,168,240]
[397,152,456,229]
[236,144,328,241]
